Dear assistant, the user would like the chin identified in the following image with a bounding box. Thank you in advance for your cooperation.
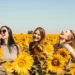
[33,39,39,42]
[3,37,8,40]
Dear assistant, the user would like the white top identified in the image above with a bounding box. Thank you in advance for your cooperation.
[1,45,17,61]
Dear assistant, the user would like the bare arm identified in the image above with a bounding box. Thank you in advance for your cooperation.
[17,44,22,54]
[63,44,75,60]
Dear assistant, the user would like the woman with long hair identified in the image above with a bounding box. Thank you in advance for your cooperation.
[59,30,75,60]
[29,27,46,56]
[0,26,22,74]
[54,30,75,59]
[29,27,48,75]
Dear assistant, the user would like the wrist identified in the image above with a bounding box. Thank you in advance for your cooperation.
[0,34,2,39]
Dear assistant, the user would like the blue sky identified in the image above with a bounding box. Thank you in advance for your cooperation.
[0,0,75,34]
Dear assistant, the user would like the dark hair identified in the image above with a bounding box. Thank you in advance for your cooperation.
[0,26,18,53]
[33,27,46,42]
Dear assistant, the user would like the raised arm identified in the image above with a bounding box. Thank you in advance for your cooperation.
[63,44,75,60]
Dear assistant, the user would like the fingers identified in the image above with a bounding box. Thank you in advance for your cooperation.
[0,34,2,39]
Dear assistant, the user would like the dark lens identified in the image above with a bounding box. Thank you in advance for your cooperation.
[3,30,6,33]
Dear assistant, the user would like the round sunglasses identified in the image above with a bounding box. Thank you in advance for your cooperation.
[0,30,6,34]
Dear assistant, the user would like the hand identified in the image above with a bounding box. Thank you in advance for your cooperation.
[0,34,2,39]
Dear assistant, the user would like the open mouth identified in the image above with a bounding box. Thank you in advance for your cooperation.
[33,36,37,39]
[59,35,65,40]
[33,36,39,41]
[60,32,64,35]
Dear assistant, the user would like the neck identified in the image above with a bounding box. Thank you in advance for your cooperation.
[4,38,8,45]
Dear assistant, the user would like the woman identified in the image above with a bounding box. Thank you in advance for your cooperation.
[54,30,75,55]
[59,30,75,59]
[54,30,75,65]
[29,27,47,75]
[59,30,75,60]
[29,27,46,56]
[0,26,22,74]
[53,30,75,74]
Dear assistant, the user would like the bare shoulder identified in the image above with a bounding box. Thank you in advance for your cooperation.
[16,44,20,48]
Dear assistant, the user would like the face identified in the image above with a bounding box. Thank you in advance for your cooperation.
[60,30,72,40]
[0,27,9,40]
[59,30,73,44]
[33,30,41,42]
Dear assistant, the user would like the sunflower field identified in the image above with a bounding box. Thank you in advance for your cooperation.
[0,34,75,75]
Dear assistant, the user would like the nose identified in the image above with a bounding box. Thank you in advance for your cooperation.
[63,31,66,33]
[61,31,64,35]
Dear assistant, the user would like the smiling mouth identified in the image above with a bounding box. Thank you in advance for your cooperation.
[33,36,39,39]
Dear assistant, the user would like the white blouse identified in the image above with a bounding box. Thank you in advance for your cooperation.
[1,45,17,61]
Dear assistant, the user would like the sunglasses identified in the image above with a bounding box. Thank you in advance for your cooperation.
[0,30,6,34]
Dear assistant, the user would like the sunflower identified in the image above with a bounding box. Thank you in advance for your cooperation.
[43,43,54,57]
[56,48,71,62]
[46,54,65,74]
[70,62,75,68]
[0,47,3,57]
[32,44,43,51]
[0,48,5,62]
[69,67,75,75]
[13,52,34,74]
[3,61,14,73]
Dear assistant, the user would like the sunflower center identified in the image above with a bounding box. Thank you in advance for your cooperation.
[18,59,25,67]
[60,52,66,57]
[52,59,60,66]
